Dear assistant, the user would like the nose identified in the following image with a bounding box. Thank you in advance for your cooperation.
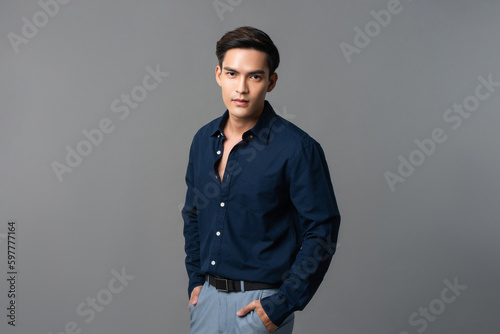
[236,77,248,94]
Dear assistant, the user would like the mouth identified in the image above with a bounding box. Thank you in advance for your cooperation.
[232,99,249,106]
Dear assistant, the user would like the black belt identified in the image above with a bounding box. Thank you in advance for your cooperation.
[207,274,280,292]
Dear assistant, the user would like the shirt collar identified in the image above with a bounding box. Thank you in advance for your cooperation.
[210,100,278,144]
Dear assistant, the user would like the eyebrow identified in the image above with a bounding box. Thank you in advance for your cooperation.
[223,67,266,75]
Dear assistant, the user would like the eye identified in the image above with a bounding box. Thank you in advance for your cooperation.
[251,75,262,80]
[226,72,236,77]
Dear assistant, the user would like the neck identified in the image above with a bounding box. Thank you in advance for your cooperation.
[225,116,257,139]
[225,107,264,139]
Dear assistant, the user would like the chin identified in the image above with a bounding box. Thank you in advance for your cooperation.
[231,107,258,117]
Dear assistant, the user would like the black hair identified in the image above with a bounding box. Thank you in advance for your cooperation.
[216,26,280,76]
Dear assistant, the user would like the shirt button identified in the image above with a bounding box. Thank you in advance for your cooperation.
[220,202,225,207]
[211,261,216,266]
[249,135,254,139]
[216,231,221,236]
[216,150,221,155]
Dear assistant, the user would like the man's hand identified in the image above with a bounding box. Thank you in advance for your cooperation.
[237,299,278,333]
[188,285,203,311]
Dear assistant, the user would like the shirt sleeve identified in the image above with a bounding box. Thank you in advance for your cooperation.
[261,140,341,327]
[182,136,206,297]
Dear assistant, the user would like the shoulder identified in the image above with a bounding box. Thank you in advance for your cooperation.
[269,116,330,171]
[271,115,319,150]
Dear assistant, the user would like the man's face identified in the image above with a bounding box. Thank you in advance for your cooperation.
[216,48,277,122]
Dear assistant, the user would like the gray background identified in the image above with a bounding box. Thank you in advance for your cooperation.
[1,0,499,333]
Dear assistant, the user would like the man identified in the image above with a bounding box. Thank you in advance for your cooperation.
[182,26,340,333]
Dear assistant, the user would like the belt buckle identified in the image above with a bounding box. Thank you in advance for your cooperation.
[214,277,229,292]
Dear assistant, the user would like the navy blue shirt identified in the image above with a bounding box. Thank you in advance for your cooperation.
[182,101,340,326]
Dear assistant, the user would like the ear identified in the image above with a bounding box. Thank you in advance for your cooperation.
[267,72,278,92]
[215,65,222,87]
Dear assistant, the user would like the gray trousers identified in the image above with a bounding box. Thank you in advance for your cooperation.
[189,281,294,333]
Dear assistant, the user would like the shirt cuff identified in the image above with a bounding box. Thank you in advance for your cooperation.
[260,293,293,328]
[188,274,206,297]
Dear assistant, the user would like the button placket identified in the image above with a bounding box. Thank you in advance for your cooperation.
[209,144,239,275]
[209,133,225,272]
[213,133,224,182]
